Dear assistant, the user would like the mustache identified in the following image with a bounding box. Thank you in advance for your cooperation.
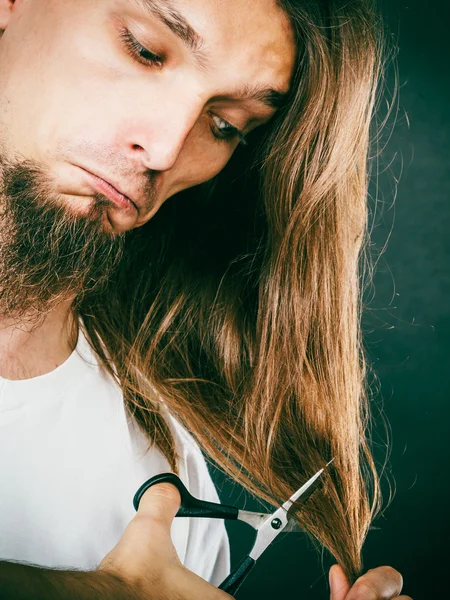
[54,139,160,213]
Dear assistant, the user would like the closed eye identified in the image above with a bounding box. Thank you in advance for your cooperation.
[118,28,164,67]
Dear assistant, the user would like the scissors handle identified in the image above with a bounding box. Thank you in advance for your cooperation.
[218,555,256,595]
[133,472,239,520]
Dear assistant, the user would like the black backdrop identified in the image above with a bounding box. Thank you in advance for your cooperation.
[207,1,450,598]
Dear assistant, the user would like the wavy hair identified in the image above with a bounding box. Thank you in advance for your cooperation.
[78,0,396,584]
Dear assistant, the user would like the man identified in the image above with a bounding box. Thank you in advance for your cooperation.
[0,0,411,598]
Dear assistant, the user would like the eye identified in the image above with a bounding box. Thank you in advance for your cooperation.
[209,113,248,146]
[118,28,164,68]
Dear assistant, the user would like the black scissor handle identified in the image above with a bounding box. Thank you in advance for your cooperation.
[133,472,239,520]
[218,555,256,595]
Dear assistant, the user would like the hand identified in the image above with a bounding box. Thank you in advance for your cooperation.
[98,482,231,600]
[329,564,412,600]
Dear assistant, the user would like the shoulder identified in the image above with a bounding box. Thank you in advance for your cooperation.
[164,410,220,504]
[164,411,231,586]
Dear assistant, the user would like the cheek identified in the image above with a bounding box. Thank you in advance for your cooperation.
[0,4,99,160]
[172,124,237,192]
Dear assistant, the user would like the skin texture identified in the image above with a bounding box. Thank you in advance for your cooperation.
[0,0,294,376]
[0,1,411,598]
[0,0,295,232]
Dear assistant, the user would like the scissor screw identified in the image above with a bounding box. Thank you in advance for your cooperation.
[271,518,282,530]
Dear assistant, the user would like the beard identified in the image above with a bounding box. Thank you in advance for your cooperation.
[0,155,126,325]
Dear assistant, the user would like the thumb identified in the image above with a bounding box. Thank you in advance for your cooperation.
[98,482,183,581]
[137,482,182,530]
[329,564,351,600]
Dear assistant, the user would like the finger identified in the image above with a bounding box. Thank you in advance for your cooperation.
[99,482,183,576]
[345,566,403,600]
[329,564,351,600]
[137,482,182,530]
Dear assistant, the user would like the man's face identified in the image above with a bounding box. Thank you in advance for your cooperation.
[0,0,295,234]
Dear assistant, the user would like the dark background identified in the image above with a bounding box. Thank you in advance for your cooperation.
[208,1,450,598]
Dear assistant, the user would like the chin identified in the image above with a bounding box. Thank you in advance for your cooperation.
[59,193,97,215]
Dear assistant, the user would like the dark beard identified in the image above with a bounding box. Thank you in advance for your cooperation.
[0,156,126,325]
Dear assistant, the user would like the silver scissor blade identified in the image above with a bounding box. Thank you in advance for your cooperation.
[282,458,333,513]
[237,509,271,530]
[281,519,304,534]
[248,461,333,561]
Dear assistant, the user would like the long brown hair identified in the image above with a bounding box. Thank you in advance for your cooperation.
[78,0,397,585]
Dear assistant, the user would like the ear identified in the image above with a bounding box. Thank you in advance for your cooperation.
[0,0,16,32]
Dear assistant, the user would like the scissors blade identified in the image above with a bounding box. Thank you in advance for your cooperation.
[281,519,304,534]
[237,510,272,530]
[248,460,333,561]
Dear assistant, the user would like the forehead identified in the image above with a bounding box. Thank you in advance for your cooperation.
[130,0,296,92]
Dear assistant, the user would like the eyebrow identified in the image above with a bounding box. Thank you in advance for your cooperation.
[133,0,290,111]
[134,0,209,69]
[229,84,290,111]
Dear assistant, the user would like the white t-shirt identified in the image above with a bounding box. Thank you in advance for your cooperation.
[0,325,230,587]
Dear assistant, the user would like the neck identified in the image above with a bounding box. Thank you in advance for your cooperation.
[0,298,78,381]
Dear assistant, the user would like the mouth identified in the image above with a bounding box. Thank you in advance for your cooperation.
[78,167,137,212]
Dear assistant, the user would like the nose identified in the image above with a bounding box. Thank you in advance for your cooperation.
[127,97,202,173]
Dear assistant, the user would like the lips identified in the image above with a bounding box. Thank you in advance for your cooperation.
[80,168,137,211]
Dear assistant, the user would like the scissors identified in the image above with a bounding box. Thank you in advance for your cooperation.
[133,460,333,596]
